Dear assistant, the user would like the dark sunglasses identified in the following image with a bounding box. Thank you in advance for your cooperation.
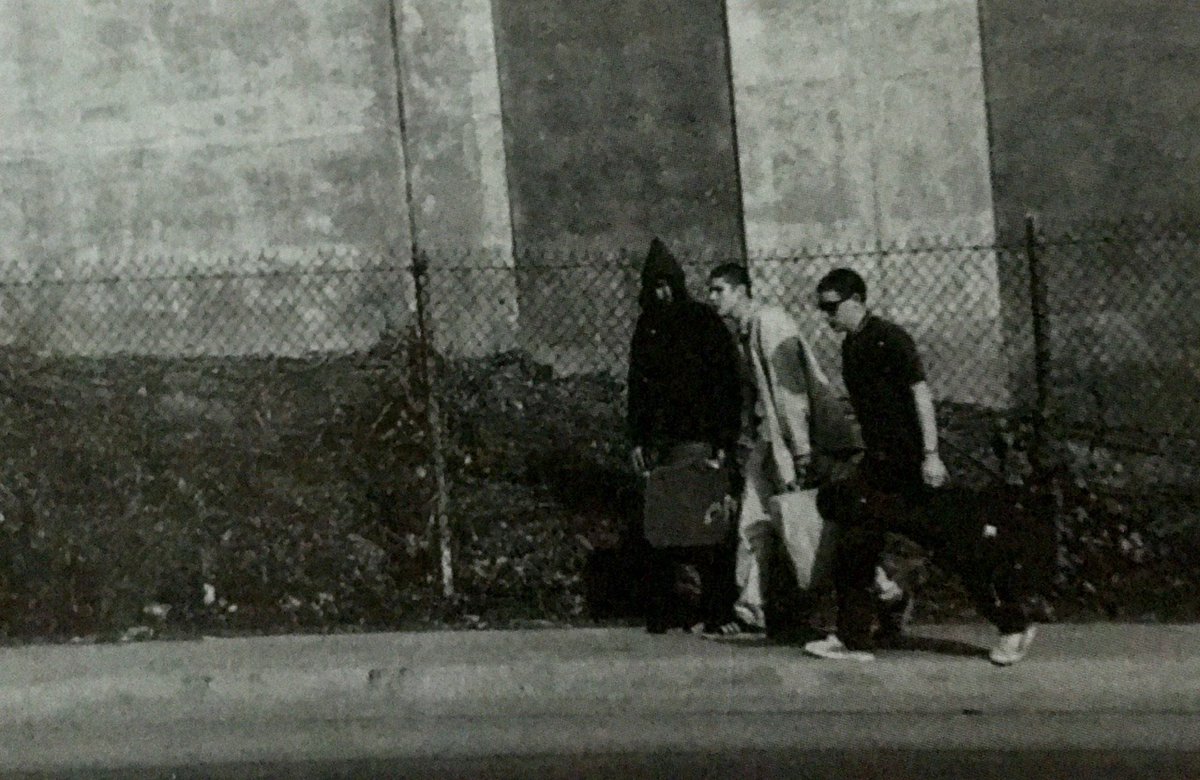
[817,296,847,314]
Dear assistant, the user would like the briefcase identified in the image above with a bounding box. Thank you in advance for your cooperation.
[643,458,733,549]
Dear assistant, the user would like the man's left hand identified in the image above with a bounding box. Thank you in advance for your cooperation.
[786,453,812,491]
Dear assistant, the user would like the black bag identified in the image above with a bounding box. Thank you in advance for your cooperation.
[642,455,734,549]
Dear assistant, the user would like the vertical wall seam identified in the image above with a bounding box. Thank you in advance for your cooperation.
[386,0,421,258]
[718,0,749,263]
[487,0,522,263]
[973,0,1004,242]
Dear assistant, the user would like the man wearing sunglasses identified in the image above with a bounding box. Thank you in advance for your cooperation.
[805,268,1038,665]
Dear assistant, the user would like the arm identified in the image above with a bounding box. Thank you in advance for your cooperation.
[911,380,947,487]
[911,381,939,455]
[627,321,652,473]
[757,309,811,486]
[700,310,742,457]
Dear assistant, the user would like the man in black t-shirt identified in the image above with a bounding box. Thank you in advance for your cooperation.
[841,309,940,492]
[803,268,1039,666]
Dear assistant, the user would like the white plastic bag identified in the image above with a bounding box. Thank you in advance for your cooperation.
[767,488,837,590]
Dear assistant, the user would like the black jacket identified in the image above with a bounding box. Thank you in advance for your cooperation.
[627,239,741,453]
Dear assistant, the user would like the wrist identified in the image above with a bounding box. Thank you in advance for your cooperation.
[923,448,939,457]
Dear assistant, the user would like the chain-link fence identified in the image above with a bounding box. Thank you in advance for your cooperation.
[0,216,1197,631]
[1029,218,1200,489]
[0,220,1196,490]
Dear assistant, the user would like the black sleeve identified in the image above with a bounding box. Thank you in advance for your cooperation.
[882,322,926,387]
[627,318,651,446]
[699,309,741,452]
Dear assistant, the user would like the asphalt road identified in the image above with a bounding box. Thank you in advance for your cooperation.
[9,711,1200,778]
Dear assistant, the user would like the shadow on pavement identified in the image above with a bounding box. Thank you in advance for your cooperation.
[880,635,988,658]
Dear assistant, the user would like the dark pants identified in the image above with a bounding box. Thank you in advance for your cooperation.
[825,458,1048,650]
[643,441,737,632]
[644,544,735,632]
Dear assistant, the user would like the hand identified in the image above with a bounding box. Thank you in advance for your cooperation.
[922,452,948,488]
[631,446,648,475]
[706,449,725,470]
[784,453,812,491]
[794,452,812,484]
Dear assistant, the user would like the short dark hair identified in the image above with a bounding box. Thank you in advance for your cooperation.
[708,262,751,292]
[816,267,867,302]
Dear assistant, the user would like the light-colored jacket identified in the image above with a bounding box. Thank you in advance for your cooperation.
[746,304,859,486]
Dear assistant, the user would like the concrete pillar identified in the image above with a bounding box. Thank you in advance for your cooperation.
[726,0,996,248]
[391,0,519,357]
[0,0,414,356]
[724,0,1008,405]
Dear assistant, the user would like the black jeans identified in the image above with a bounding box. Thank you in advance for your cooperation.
[826,458,1046,650]
[644,544,735,631]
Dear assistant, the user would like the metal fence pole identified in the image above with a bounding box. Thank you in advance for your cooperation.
[410,250,454,598]
[1024,214,1051,470]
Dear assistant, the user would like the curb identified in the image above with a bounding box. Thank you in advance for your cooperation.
[1,626,1199,725]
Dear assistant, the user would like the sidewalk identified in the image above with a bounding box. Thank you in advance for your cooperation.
[2,623,1198,728]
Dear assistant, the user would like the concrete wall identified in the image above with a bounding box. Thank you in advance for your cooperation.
[1037,230,1200,439]
[492,0,744,256]
[490,0,744,375]
[393,0,518,355]
[725,0,1006,405]
[0,0,413,355]
[979,0,1200,236]
[977,1,1200,415]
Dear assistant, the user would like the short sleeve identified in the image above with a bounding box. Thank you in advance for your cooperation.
[882,323,925,387]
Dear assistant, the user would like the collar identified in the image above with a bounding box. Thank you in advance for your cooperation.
[735,301,761,338]
[848,311,875,336]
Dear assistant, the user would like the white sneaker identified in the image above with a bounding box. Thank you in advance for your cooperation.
[874,566,904,602]
[989,624,1038,666]
[803,634,875,662]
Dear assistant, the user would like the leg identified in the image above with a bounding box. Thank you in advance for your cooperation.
[694,543,735,629]
[831,513,888,651]
[732,443,773,631]
[835,467,919,651]
[904,488,1041,665]
[643,545,673,633]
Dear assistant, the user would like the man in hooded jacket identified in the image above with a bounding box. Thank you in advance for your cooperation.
[628,238,742,633]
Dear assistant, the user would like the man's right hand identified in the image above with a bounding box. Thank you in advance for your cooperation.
[631,446,649,475]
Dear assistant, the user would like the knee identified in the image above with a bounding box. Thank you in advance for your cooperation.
[740,519,775,551]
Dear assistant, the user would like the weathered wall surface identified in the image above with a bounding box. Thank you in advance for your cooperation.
[726,0,996,249]
[393,0,518,355]
[979,0,1200,236]
[492,0,744,256]
[726,0,1006,405]
[491,0,743,374]
[0,0,412,355]
[978,1,1200,412]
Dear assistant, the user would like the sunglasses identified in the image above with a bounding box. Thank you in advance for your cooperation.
[817,296,847,314]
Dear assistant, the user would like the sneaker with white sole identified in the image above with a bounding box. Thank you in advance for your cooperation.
[989,624,1038,666]
[803,634,875,662]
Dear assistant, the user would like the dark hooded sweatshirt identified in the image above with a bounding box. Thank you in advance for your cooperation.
[627,239,741,454]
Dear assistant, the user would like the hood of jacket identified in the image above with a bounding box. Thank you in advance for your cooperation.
[638,237,690,310]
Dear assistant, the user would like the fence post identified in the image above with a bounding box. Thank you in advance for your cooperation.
[411,250,455,598]
[1024,214,1051,470]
